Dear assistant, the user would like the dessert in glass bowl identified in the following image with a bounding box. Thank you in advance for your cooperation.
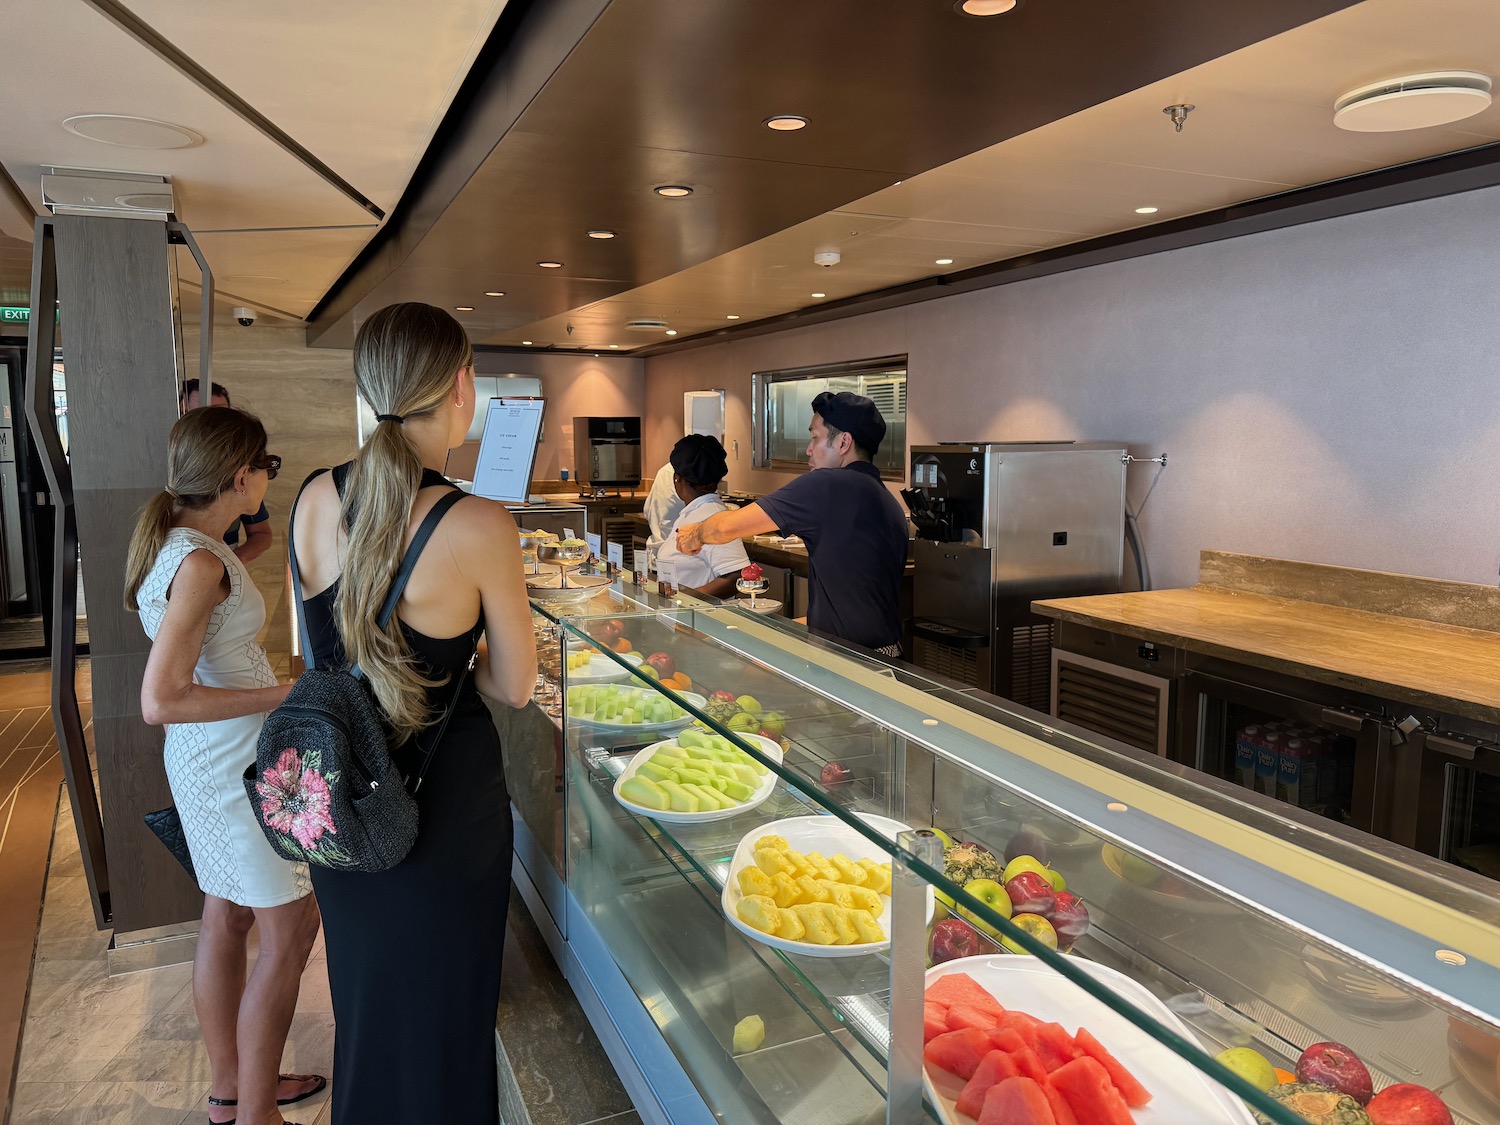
[736,563,770,608]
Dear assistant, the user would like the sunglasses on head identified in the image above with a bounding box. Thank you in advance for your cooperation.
[252,454,281,480]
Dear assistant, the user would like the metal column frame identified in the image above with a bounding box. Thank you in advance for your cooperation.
[889,828,943,1124]
[23,216,110,927]
[166,221,213,382]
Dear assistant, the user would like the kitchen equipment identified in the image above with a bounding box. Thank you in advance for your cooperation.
[905,442,1125,710]
[573,416,641,491]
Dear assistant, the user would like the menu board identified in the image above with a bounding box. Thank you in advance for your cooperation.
[471,397,546,504]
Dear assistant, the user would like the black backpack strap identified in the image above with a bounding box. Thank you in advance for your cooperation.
[286,468,332,672]
[374,489,467,630]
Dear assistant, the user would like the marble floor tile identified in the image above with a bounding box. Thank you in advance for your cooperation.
[90,1008,210,1086]
[7,1079,86,1124]
[49,1078,211,1125]
[14,1005,151,1084]
[23,955,107,1010]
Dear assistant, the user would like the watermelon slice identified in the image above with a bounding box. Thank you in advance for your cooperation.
[927,972,1003,1013]
[956,1050,1022,1119]
[1032,1021,1081,1072]
[988,1027,1027,1054]
[924,1003,950,1044]
[946,1003,1003,1033]
[924,1027,996,1080]
[1008,1045,1051,1085]
[1041,1081,1080,1125]
[1074,1026,1152,1107]
[978,1077,1058,1125]
[1048,1056,1134,1125]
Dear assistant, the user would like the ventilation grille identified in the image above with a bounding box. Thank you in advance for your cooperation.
[600,516,637,557]
[1054,654,1164,756]
[914,637,981,687]
[1009,623,1055,712]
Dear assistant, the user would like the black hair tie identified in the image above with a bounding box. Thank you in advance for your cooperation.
[376,413,405,424]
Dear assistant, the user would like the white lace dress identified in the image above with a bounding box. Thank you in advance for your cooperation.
[137,527,311,907]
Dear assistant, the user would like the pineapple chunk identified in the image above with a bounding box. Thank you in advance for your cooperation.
[827,906,860,945]
[849,909,885,944]
[794,875,831,904]
[754,834,791,851]
[843,884,884,916]
[737,867,776,898]
[788,903,838,945]
[736,895,781,935]
[733,1015,766,1053]
[769,871,801,909]
[829,854,868,885]
[773,908,806,942]
[822,882,858,910]
[857,859,892,894]
[754,848,796,876]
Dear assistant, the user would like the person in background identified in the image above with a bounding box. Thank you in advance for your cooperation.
[675,391,908,656]
[642,460,684,555]
[291,302,537,1124]
[654,434,749,598]
[180,378,273,564]
[127,406,324,1125]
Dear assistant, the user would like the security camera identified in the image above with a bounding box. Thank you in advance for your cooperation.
[813,250,841,268]
[232,306,256,327]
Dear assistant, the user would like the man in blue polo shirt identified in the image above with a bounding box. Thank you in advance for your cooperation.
[675,391,908,655]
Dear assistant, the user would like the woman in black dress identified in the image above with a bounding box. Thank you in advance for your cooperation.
[291,303,537,1123]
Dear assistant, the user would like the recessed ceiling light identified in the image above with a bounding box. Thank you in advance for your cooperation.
[1334,71,1492,132]
[1134,206,1159,215]
[522,340,533,345]
[726,314,741,320]
[537,261,563,268]
[665,329,678,336]
[954,0,1020,15]
[764,115,809,131]
[811,292,827,299]
[455,306,474,311]
[485,290,505,297]
[587,229,617,239]
[62,114,203,149]
[935,258,954,266]
[609,344,620,349]
[654,185,693,198]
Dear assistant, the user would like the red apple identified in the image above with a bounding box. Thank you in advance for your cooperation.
[1366,1084,1453,1125]
[1297,1041,1374,1106]
[1050,891,1090,950]
[929,918,984,964]
[1003,871,1057,918]
[645,651,676,679]
[709,689,737,704]
[589,619,624,645]
[821,761,850,787]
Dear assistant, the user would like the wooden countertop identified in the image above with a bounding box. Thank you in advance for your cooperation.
[1034,567,1500,724]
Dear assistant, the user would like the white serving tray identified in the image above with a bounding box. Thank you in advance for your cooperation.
[566,650,644,684]
[923,955,1255,1125]
[612,734,784,824]
[722,813,933,959]
[566,687,707,733]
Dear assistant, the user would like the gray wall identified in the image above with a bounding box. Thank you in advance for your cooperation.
[646,183,1500,591]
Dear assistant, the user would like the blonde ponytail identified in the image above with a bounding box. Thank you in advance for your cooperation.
[337,303,471,744]
[124,491,178,611]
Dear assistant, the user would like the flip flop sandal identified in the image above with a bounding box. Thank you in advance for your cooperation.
[207,1073,327,1122]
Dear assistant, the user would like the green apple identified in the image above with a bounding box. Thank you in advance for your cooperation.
[726,712,760,734]
[1001,855,1051,885]
[1214,1047,1276,1093]
[735,694,763,715]
[1000,913,1058,955]
[956,878,1012,939]
[1043,867,1066,894]
[930,826,955,848]
[758,710,786,737]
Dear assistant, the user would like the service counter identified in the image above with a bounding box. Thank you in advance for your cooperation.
[491,576,1500,1125]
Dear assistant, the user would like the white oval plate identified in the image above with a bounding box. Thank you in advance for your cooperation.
[923,955,1255,1125]
[734,598,783,615]
[565,650,644,684]
[613,734,783,824]
[722,813,933,959]
[565,687,707,733]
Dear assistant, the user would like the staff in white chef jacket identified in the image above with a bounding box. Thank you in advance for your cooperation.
[654,434,749,598]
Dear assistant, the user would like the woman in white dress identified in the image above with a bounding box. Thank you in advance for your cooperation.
[126,407,324,1125]
[654,434,749,597]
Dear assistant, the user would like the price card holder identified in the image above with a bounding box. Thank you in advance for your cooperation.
[586,532,602,559]
[607,542,624,573]
[563,527,576,541]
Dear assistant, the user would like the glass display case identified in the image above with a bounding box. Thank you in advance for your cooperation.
[513,578,1500,1125]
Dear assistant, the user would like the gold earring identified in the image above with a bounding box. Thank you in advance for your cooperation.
[456,397,464,408]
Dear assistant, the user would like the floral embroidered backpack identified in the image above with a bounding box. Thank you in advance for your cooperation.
[243,469,474,872]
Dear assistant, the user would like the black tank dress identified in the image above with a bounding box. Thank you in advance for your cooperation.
[303,466,510,1125]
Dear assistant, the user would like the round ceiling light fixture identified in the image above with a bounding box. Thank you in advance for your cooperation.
[665,329,678,336]
[537,260,564,268]
[764,115,809,131]
[935,258,954,266]
[522,340,533,345]
[455,306,474,312]
[609,344,620,349]
[1334,71,1492,132]
[954,0,1020,15]
[587,229,616,239]
[62,114,203,149]
[811,292,827,299]
[726,314,741,320]
[654,184,693,198]
[1134,206,1159,215]
[485,290,505,297]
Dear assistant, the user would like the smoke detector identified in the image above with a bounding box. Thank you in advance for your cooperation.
[1334,71,1492,132]
[625,317,669,331]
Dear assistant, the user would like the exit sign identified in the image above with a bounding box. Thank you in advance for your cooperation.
[0,307,58,324]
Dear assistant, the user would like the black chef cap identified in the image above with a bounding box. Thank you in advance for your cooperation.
[812,390,885,457]
[670,433,729,488]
